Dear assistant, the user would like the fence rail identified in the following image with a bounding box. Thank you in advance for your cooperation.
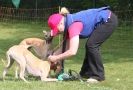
[0,6,59,22]
[0,6,133,23]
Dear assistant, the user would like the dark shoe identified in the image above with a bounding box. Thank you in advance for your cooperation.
[80,72,89,78]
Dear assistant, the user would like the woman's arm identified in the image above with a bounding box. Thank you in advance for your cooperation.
[48,35,79,62]
[53,39,69,55]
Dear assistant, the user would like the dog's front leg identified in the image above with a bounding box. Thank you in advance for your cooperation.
[41,72,58,82]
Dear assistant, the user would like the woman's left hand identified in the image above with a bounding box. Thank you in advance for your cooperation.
[48,55,58,63]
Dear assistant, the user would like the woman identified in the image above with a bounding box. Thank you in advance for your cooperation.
[48,6,118,83]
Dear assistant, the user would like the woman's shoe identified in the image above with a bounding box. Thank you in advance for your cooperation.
[87,78,99,83]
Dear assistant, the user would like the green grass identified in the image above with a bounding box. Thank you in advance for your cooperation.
[0,21,133,90]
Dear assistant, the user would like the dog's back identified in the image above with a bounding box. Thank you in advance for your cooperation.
[19,38,44,46]
[19,38,50,59]
[6,45,28,67]
[8,45,27,60]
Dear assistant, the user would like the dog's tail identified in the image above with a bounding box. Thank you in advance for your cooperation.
[19,40,32,49]
[22,44,32,49]
[3,51,15,79]
[5,51,14,69]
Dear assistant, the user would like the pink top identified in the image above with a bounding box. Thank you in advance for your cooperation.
[68,22,83,39]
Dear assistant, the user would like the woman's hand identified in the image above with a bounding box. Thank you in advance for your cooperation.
[48,55,59,63]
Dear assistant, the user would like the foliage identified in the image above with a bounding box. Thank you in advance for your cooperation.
[0,0,133,10]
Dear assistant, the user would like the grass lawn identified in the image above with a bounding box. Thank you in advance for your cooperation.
[0,21,133,90]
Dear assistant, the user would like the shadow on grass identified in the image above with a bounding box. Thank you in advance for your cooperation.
[0,74,41,82]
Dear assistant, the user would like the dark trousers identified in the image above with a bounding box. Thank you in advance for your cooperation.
[80,12,118,81]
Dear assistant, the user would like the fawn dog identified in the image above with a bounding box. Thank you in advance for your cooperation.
[2,44,58,82]
[19,31,62,75]
[19,31,52,60]
[3,31,62,82]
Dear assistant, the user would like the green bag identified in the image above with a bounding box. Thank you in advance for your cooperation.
[12,0,20,8]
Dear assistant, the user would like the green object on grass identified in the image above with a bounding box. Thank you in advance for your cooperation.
[57,69,84,82]
[57,73,70,81]
[12,0,20,8]
[57,73,64,81]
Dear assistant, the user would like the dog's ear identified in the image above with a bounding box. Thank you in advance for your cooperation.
[43,30,47,35]
[43,30,53,43]
[43,30,48,39]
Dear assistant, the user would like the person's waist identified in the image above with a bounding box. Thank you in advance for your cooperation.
[94,10,112,28]
[105,10,112,22]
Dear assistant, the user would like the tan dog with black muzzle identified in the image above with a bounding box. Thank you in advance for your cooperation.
[19,31,52,60]
[2,44,58,83]
[19,31,63,75]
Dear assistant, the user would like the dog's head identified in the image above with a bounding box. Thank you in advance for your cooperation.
[50,61,62,75]
[43,30,53,43]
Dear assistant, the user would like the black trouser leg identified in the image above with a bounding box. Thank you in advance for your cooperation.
[80,12,118,81]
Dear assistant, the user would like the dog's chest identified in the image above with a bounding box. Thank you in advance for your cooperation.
[26,65,41,76]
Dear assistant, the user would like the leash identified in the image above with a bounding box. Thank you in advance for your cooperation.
[46,38,65,57]
[68,69,84,82]
[61,16,68,73]
[52,39,64,53]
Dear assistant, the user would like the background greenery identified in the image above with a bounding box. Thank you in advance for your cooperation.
[0,0,132,23]
[0,0,133,10]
